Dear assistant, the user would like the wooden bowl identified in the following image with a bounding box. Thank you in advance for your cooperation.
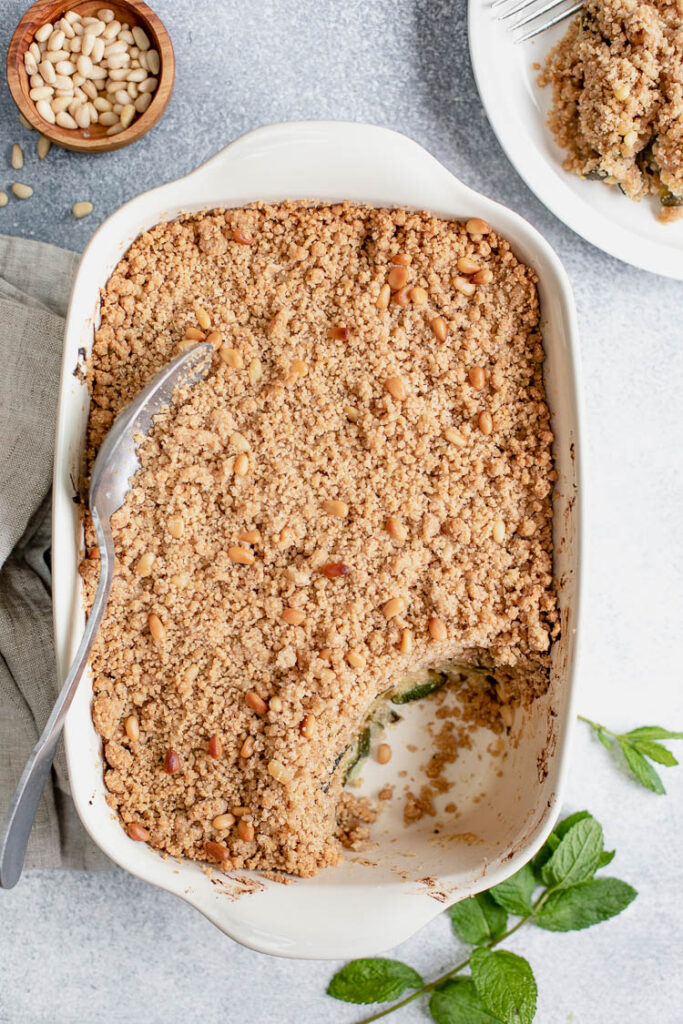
[6,0,174,153]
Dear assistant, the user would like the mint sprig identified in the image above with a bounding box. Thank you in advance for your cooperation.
[326,812,636,1023]
[579,717,683,793]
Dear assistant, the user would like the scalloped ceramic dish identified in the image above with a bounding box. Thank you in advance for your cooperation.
[53,121,583,959]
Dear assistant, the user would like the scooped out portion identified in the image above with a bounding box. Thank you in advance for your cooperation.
[538,0,683,221]
[83,202,559,877]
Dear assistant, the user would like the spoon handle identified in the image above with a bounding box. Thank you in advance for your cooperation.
[0,519,114,888]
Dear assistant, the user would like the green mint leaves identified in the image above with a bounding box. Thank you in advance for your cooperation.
[327,811,636,1024]
[579,718,683,794]
[326,958,422,1005]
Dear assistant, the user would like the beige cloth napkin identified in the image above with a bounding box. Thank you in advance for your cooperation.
[0,233,107,870]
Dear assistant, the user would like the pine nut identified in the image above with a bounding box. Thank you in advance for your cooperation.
[233,453,249,477]
[399,629,413,654]
[239,736,255,758]
[0,193,7,208]
[147,612,165,643]
[248,357,262,383]
[163,749,180,773]
[167,516,184,538]
[220,347,243,369]
[208,734,222,759]
[205,841,231,862]
[388,266,409,290]
[135,550,155,576]
[377,283,391,309]
[430,316,448,341]
[466,218,490,235]
[492,519,506,544]
[322,499,348,517]
[300,714,317,739]
[468,366,486,390]
[56,111,78,129]
[11,184,33,199]
[36,99,56,123]
[453,276,476,296]
[383,596,404,620]
[212,813,235,830]
[51,96,71,113]
[391,252,411,265]
[245,691,268,715]
[282,607,306,626]
[320,562,350,578]
[55,60,76,75]
[384,376,407,401]
[444,426,466,446]
[99,111,119,125]
[39,60,56,84]
[184,326,205,340]
[473,269,493,285]
[344,405,360,422]
[410,285,428,305]
[288,358,308,380]
[329,326,350,340]
[478,410,493,435]
[98,9,116,23]
[19,113,34,131]
[147,49,160,75]
[29,42,41,61]
[237,820,255,841]
[120,103,135,128]
[457,256,480,274]
[126,823,149,841]
[232,227,254,245]
[35,23,54,43]
[346,649,366,669]
[11,145,23,170]
[48,29,65,50]
[267,760,294,784]
[429,616,448,640]
[228,545,254,564]
[124,715,140,741]
[237,530,260,545]
[385,516,407,543]
[392,285,411,306]
[194,304,211,330]
[132,25,151,50]
[24,52,38,76]
[269,696,283,713]
[30,87,54,102]
[377,743,392,764]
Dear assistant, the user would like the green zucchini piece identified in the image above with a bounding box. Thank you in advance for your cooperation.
[390,672,447,704]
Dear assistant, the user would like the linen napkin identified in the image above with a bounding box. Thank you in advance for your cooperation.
[0,233,107,870]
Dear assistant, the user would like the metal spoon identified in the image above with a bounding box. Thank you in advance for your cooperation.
[0,343,213,889]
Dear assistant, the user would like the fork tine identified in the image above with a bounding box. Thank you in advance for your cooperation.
[498,0,542,21]
[509,0,569,29]
[492,0,517,9]
[515,0,583,40]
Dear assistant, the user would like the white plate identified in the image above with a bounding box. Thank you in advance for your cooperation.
[53,121,583,959]
[468,2,683,280]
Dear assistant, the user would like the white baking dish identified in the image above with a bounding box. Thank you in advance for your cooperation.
[53,121,583,960]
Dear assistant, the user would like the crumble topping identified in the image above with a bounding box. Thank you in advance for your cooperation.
[82,202,559,877]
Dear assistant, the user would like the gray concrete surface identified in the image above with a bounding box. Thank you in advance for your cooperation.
[1,1,683,1022]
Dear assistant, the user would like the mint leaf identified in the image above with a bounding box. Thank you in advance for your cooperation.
[327,958,422,1004]
[632,740,678,766]
[553,810,592,840]
[449,893,508,946]
[620,740,666,794]
[623,726,683,741]
[597,849,615,868]
[489,864,536,917]
[470,948,537,1024]
[531,811,591,878]
[430,979,505,1024]
[541,818,603,890]
[534,877,637,932]
[597,728,613,750]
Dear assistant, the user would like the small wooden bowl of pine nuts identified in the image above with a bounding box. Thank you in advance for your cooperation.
[6,0,174,153]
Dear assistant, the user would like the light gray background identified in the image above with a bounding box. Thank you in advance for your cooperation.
[1,1,682,1022]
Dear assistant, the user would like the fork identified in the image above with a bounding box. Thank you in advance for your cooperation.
[492,0,584,41]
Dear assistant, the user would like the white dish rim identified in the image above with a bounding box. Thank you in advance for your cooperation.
[53,120,584,959]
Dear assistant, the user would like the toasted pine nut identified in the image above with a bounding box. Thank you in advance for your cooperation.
[135,551,155,576]
[388,266,409,291]
[391,252,411,265]
[300,714,317,739]
[232,227,254,245]
[238,530,261,545]
[167,516,184,538]
[428,616,448,641]
[444,426,466,446]
[384,376,407,401]
[267,759,294,784]
[232,453,249,477]
[124,715,140,741]
[329,326,350,340]
[478,410,493,435]
[377,283,391,309]
[385,516,407,543]
[228,545,254,564]
[205,331,222,349]
[289,358,308,380]
[240,736,255,758]
[344,405,360,422]
[453,276,476,296]
[468,366,486,390]
[147,612,165,643]
[184,327,205,341]
[220,347,243,369]
[410,286,428,305]
[248,357,263,383]
[163,749,180,773]
[377,743,392,764]
[205,840,231,862]
[320,562,350,578]
[383,596,404,620]
[126,823,149,841]
[392,286,411,306]
[208,734,223,759]
[245,691,268,715]
[473,269,493,285]
[346,649,366,669]
[492,519,506,544]
[269,695,283,713]
[212,813,235,830]
[457,256,480,274]
[322,499,348,517]
[282,607,306,626]
[466,218,490,236]
[430,317,448,341]
[194,304,211,330]
[399,628,413,654]
[238,820,255,842]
